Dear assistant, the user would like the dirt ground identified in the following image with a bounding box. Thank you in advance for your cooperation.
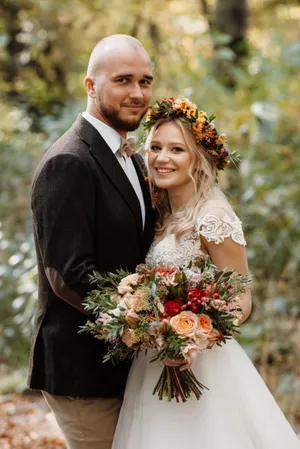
[1,392,299,448]
[0,393,66,449]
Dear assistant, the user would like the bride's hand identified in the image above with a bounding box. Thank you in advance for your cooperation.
[164,356,190,371]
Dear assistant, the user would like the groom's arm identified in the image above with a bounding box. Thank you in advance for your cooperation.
[31,152,98,315]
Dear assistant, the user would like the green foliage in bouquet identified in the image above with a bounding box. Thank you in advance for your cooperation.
[80,256,250,402]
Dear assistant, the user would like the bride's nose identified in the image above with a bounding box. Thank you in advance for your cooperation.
[156,149,170,162]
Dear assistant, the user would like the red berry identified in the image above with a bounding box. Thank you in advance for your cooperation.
[213,293,220,299]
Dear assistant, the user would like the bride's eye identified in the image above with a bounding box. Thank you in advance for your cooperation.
[172,147,184,153]
[150,145,161,152]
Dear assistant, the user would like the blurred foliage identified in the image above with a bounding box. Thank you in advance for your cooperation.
[0,0,300,425]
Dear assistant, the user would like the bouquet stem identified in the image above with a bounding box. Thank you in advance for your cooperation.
[152,366,208,402]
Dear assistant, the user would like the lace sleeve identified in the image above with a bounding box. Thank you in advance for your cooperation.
[196,210,247,246]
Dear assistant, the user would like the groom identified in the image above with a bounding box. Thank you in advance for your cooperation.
[28,34,155,449]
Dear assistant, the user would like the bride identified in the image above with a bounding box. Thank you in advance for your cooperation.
[112,98,299,449]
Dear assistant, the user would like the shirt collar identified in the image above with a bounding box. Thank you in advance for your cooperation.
[82,111,121,154]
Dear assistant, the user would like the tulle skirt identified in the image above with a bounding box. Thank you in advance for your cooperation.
[112,339,299,449]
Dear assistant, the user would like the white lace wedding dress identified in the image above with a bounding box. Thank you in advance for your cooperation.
[112,201,300,449]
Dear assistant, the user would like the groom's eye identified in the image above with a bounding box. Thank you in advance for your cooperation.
[116,78,129,84]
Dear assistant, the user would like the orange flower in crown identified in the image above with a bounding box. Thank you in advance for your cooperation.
[144,97,240,171]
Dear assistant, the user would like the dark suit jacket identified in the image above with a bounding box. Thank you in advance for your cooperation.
[28,114,155,397]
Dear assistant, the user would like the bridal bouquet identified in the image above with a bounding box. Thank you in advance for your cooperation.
[80,255,250,402]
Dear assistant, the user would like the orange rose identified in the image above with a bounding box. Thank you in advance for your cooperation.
[197,314,212,336]
[170,311,198,338]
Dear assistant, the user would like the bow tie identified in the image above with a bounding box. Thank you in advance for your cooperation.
[119,137,135,158]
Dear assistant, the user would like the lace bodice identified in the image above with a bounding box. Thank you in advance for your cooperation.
[146,203,246,268]
[146,233,203,269]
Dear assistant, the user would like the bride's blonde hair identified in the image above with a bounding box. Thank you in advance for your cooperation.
[145,118,229,240]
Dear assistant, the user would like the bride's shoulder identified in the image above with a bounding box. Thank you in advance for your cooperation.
[195,198,246,246]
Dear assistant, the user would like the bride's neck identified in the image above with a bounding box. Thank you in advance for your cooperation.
[167,184,194,213]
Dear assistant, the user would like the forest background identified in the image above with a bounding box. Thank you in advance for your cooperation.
[0,0,300,435]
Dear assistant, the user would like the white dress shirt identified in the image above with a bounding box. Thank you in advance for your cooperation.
[82,112,145,228]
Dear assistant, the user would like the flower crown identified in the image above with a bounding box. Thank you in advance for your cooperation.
[144,97,238,171]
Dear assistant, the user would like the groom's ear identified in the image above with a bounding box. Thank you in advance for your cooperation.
[84,76,96,99]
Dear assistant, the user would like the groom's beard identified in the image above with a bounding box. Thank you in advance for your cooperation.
[94,96,147,132]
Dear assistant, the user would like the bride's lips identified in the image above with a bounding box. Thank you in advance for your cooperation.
[155,168,175,175]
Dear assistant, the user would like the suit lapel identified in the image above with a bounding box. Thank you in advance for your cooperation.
[132,154,152,214]
[73,115,143,235]
[132,154,156,252]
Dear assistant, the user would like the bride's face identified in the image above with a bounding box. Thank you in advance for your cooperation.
[148,121,194,192]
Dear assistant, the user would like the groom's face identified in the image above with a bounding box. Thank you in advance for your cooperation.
[93,49,153,133]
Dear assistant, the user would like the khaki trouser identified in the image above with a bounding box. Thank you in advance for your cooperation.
[42,391,122,449]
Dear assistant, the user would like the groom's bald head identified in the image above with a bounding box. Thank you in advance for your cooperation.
[87,34,151,77]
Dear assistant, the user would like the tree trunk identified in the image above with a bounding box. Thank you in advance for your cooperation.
[213,0,249,87]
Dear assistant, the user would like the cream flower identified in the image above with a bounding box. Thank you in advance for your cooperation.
[96,312,112,325]
[125,289,150,311]
[118,273,139,294]
[111,307,122,317]
[156,334,165,349]
[170,311,198,338]
[182,343,200,364]
[154,297,165,314]
[193,337,211,350]
[118,285,133,294]
[118,298,129,310]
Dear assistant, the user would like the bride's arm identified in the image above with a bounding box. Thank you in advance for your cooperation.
[201,235,252,324]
